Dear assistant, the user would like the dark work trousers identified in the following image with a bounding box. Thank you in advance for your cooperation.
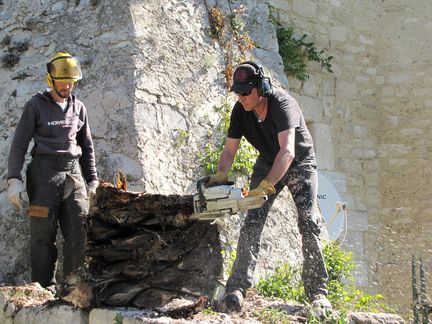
[26,155,88,288]
[225,155,329,301]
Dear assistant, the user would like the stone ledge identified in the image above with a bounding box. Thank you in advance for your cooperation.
[14,304,88,324]
[0,284,407,323]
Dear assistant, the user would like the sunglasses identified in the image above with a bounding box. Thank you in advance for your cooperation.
[235,89,252,96]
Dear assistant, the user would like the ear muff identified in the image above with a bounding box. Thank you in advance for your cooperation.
[241,60,272,97]
[46,73,54,88]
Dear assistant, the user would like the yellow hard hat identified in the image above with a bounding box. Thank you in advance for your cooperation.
[46,52,82,88]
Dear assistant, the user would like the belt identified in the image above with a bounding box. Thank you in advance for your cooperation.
[32,154,78,171]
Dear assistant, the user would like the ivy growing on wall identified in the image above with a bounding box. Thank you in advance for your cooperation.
[274,22,333,82]
[198,99,258,176]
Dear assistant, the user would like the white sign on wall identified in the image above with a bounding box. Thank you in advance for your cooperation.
[318,173,346,240]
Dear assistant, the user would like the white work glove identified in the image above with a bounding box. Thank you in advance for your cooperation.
[87,179,99,196]
[7,178,26,209]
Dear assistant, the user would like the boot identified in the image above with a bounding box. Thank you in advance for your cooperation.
[223,290,244,312]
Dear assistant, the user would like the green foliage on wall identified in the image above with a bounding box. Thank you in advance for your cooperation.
[275,24,333,82]
[201,5,260,177]
[198,99,258,176]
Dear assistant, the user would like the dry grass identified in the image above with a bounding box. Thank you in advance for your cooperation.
[0,283,55,309]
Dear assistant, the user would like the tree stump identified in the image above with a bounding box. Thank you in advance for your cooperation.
[62,180,224,309]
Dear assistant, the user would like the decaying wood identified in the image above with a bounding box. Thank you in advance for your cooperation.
[158,295,208,319]
[61,180,223,312]
[59,273,94,309]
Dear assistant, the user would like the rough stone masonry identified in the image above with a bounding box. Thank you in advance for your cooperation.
[2,0,431,318]
[0,0,301,301]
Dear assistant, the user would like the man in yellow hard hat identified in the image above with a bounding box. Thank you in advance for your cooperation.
[6,52,98,292]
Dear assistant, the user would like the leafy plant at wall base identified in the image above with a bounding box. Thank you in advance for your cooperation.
[201,306,218,315]
[199,100,258,177]
[114,313,124,324]
[255,262,307,304]
[324,240,355,283]
[255,241,394,315]
[323,241,394,313]
[276,26,333,82]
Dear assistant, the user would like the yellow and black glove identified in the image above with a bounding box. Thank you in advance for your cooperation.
[206,170,229,187]
[248,179,276,196]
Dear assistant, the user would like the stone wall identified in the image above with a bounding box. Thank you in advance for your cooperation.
[270,0,432,315]
[0,0,302,295]
[373,0,432,313]
[2,0,430,316]
[269,0,379,291]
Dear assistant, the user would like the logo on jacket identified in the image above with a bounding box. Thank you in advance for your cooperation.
[48,115,78,127]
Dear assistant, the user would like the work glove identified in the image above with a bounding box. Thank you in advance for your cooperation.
[7,178,26,209]
[206,170,229,187]
[248,179,276,197]
[87,179,99,196]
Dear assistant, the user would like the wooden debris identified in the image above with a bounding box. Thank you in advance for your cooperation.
[59,273,94,309]
[158,295,208,319]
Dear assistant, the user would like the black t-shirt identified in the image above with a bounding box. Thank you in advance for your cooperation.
[227,89,314,165]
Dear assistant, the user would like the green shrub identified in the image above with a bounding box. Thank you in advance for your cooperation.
[323,241,394,313]
[255,241,394,314]
[199,99,258,176]
[256,262,307,304]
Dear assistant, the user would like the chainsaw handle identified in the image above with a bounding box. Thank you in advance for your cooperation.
[196,177,210,211]
[197,177,234,190]
[196,177,235,211]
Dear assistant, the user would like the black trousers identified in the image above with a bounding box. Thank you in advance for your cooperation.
[26,155,89,287]
[226,155,329,301]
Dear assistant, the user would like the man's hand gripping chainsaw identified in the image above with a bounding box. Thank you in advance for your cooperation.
[191,177,268,220]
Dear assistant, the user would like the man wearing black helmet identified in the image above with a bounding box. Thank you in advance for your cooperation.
[207,61,331,312]
[6,52,98,292]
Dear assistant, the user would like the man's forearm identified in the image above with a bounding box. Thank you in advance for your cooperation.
[217,148,235,174]
[266,149,294,185]
[217,137,241,174]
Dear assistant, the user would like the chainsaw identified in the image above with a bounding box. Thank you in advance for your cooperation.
[191,177,268,220]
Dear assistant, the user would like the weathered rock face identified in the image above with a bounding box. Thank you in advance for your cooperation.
[0,0,302,292]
